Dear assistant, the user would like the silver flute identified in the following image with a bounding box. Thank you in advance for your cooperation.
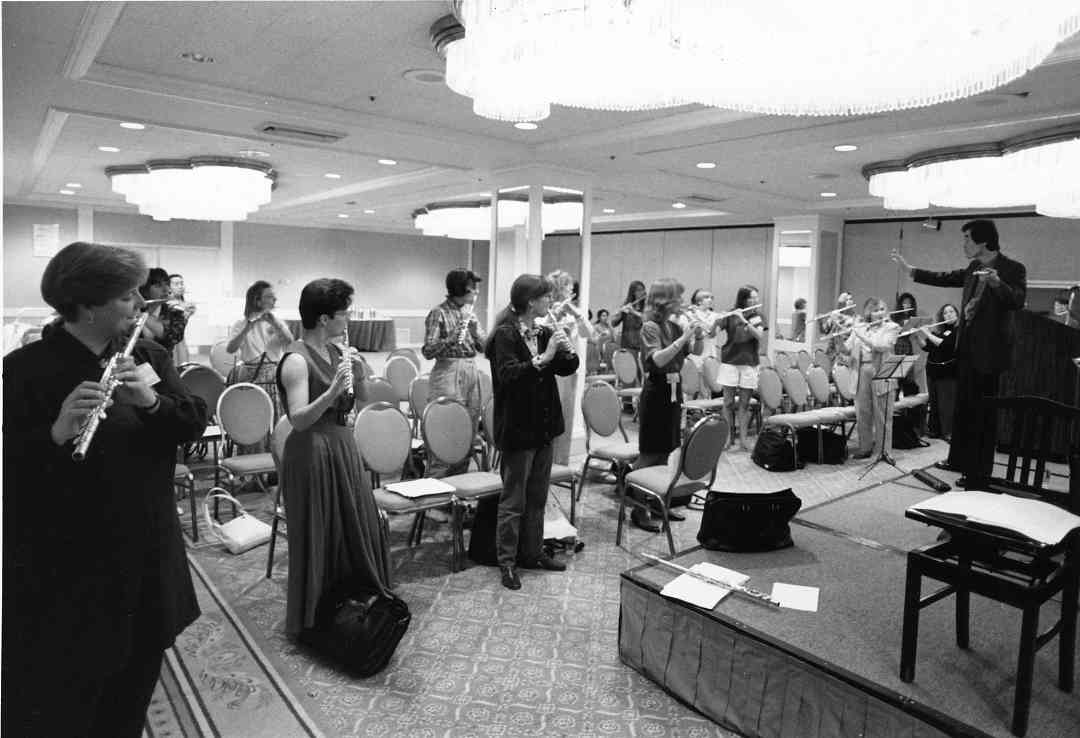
[641,553,780,607]
[72,310,153,461]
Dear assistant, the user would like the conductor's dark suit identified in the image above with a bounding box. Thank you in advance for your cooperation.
[913,252,1027,478]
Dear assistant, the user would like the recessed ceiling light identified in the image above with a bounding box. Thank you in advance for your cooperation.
[238,149,271,158]
[402,68,445,85]
[602,208,616,214]
[672,202,687,209]
[337,213,350,218]
[59,189,75,195]
[833,144,858,152]
[98,146,120,153]
[820,192,838,198]
[65,182,82,188]
[377,158,397,166]
[363,209,376,214]
[696,162,717,169]
[808,172,838,180]
[324,173,342,179]
[179,51,214,63]
[120,121,145,130]
[514,122,539,130]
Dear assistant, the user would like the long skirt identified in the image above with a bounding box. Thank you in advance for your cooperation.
[638,374,683,457]
[280,418,392,636]
[552,372,578,466]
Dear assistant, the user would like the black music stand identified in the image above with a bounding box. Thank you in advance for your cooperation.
[858,355,915,479]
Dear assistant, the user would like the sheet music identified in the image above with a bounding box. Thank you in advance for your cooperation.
[660,563,749,610]
[384,478,455,498]
[909,490,1080,545]
[771,583,819,612]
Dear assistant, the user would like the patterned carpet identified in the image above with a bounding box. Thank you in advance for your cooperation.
[158,422,952,738]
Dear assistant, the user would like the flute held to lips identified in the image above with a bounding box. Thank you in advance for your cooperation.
[716,303,763,320]
[72,311,153,461]
[547,310,575,353]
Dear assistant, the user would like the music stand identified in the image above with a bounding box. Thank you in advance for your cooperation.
[858,354,915,479]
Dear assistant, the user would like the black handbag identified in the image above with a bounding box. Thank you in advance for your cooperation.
[696,488,803,552]
[303,583,411,677]
[751,426,804,471]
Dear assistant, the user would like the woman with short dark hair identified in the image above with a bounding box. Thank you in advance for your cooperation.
[921,303,960,440]
[4,241,208,737]
[276,278,391,637]
[485,274,579,590]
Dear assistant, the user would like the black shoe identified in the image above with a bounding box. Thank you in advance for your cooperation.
[956,476,969,488]
[852,450,872,460]
[520,554,566,571]
[631,508,661,533]
[934,461,958,472]
[664,509,686,522]
[500,566,521,590]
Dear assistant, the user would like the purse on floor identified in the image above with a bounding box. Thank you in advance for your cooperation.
[303,580,411,678]
[696,488,803,552]
[203,488,273,554]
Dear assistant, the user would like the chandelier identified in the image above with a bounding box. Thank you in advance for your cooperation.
[441,2,1079,121]
[106,157,275,221]
[864,125,1080,218]
[413,191,584,239]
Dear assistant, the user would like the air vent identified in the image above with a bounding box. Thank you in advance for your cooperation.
[258,123,346,144]
[685,193,728,205]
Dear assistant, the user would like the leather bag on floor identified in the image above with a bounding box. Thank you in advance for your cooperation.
[696,488,803,552]
[303,581,411,678]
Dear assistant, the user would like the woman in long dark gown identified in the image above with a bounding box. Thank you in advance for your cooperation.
[275,278,392,638]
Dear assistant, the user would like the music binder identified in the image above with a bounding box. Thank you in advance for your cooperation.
[908,490,1080,547]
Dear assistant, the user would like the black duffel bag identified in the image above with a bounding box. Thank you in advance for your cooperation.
[751,426,804,471]
[302,582,411,677]
[696,488,803,552]
[795,427,849,464]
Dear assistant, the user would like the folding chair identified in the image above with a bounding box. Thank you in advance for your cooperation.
[422,397,504,570]
[265,416,292,578]
[617,414,728,556]
[795,349,812,376]
[209,339,237,379]
[384,355,418,405]
[773,351,793,375]
[682,360,725,423]
[173,463,197,542]
[355,402,455,568]
[387,347,422,371]
[901,397,1080,737]
[408,374,430,436]
[215,383,276,517]
[362,377,398,408]
[611,348,642,413]
[179,364,227,472]
[580,380,639,506]
[813,348,833,380]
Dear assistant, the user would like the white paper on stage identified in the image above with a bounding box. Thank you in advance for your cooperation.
[384,478,455,498]
[660,563,749,610]
[909,490,1080,546]
[772,583,820,612]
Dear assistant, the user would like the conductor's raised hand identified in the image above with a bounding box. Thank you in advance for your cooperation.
[890,249,912,271]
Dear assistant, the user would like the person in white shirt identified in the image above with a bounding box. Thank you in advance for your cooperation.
[226,280,294,422]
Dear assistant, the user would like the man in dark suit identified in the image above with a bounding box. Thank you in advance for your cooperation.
[891,219,1027,484]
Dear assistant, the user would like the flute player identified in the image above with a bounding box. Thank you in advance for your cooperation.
[3,241,208,737]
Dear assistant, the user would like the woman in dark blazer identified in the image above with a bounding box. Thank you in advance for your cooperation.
[485,274,579,591]
[3,242,208,737]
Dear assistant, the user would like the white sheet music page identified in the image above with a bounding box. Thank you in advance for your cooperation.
[909,490,1080,546]
[384,478,455,498]
[660,563,749,610]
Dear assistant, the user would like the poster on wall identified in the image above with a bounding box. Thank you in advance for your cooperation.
[32,223,60,257]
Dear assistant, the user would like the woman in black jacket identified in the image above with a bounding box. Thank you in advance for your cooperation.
[3,242,208,737]
[485,274,579,591]
[921,303,959,440]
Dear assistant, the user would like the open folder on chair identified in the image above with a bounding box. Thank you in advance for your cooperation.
[384,478,456,498]
[908,490,1080,546]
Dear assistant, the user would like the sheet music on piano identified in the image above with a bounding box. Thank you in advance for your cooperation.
[908,490,1080,546]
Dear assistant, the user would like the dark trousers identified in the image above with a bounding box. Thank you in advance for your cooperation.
[927,375,957,439]
[946,362,1000,478]
[9,620,165,738]
[497,444,553,567]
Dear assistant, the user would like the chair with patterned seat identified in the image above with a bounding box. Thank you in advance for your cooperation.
[354,401,456,566]
[617,414,729,556]
[422,397,504,570]
[215,383,276,515]
[580,380,639,506]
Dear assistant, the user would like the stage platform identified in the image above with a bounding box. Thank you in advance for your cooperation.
[619,480,1080,738]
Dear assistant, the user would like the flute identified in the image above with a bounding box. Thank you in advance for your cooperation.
[716,303,762,320]
[898,318,953,337]
[547,310,575,353]
[618,296,646,312]
[72,311,153,461]
[641,553,780,607]
[808,304,856,323]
